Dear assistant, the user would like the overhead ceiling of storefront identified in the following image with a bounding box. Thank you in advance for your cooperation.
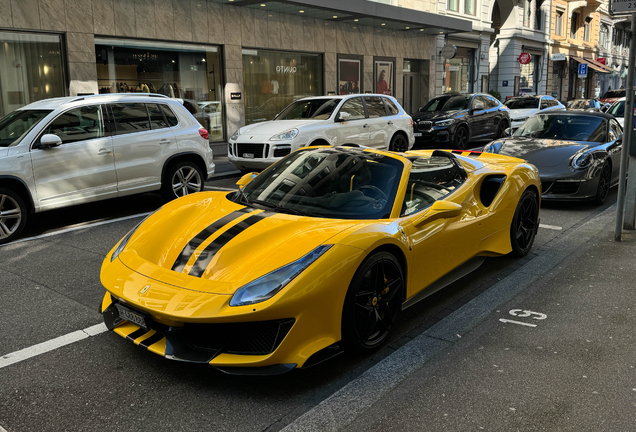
[209,0,472,35]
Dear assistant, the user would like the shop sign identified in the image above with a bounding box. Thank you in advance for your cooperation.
[519,53,532,64]
[441,44,457,60]
[503,81,508,87]
[448,65,460,72]
[610,0,636,15]
[597,57,607,65]
[550,53,566,61]
[276,65,297,74]
[230,92,242,100]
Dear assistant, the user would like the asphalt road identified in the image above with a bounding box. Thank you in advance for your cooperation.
[0,158,619,432]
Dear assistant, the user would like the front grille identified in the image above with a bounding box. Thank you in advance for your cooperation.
[273,147,291,157]
[541,181,553,194]
[227,144,233,156]
[551,181,580,195]
[183,319,295,355]
[417,121,433,131]
[237,143,265,158]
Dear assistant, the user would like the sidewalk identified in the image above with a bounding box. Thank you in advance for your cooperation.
[283,205,636,431]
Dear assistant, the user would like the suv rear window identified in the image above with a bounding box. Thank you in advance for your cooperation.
[160,104,178,127]
[110,103,151,135]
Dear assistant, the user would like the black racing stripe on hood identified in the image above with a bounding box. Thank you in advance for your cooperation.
[188,211,276,278]
[171,208,255,273]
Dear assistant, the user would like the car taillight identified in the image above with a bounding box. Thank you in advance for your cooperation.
[410,118,413,128]
[198,127,209,140]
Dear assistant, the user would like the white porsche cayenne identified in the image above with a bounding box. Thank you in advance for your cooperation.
[228,94,415,171]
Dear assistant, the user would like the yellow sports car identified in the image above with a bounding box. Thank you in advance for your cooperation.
[100,146,540,375]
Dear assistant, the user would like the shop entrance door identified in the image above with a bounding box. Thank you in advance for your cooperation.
[402,73,421,115]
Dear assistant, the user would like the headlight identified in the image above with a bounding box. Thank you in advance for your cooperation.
[230,245,332,306]
[483,143,496,153]
[230,129,241,140]
[572,152,593,170]
[269,129,299,141]
[435,119,454,127]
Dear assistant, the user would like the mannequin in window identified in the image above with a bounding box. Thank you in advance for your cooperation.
[376,70,389,95]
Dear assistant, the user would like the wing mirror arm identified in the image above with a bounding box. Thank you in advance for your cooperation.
[413,201,463,227]
[34,134,62,150]
[236,172,259,188]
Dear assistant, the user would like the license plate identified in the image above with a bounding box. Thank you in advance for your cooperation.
[243,153,254,158]
[414,133,422,137]
[116,304,148,330]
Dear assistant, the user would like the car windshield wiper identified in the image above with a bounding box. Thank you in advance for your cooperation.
[235,188,251,205]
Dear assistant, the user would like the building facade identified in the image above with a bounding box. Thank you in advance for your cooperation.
[0,0,472,149]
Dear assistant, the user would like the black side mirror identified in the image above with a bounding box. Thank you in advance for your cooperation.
[616,133,623,144]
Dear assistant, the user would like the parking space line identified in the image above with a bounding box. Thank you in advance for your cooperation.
[0,425,7,432]
[539,224,562,230]
[0,212,151,248]
[0,323,107,369]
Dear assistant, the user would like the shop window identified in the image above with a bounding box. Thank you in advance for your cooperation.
[242,49,323,125]
[95,38,224,142]
[40,106,104,144]
[443,47,474,94]
[584,17,592,42]
[447,0,458,12]
[465,0,476,15]
[520,55,538,93]
[571,12,579,39]
[0,31,65,118]
[555,11,563,36]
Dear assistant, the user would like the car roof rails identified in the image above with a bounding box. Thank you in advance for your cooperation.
[65,93,170,104]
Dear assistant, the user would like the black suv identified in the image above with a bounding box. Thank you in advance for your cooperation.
[411,93,510,149]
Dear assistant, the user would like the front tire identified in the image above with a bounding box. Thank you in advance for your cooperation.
[593,162,611,205]
[162,161,204,200]
[0,188,27,245]
[510,189,539,257]
[453,126,469,150]
[341,251,404,352]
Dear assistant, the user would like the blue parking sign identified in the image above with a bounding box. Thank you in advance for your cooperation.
[578,63,588,78]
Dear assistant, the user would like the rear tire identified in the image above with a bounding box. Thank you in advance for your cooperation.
[593,162,611,205]
[0,188,27,245]
[161,161,205,200]
[509,189,539,257]
[388,134,409,152]
[341,251,404,352]
[496,120,509,138]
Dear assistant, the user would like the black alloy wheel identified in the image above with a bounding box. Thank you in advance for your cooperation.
[342,251,404,351]
[510,189,539,257]
[0,188,27,245]
[389,134,409,152]
[496,121,508,138]
[593,162,611,205]
[453,126,469,150]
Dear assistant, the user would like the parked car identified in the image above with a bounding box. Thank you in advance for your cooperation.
[0,93,214,244]
[484,111,622,205]
[567,99,602,112]
[606,97,636,128]
[228,94,415,171]
[100,146,540,374]
[599,89,626,104]
[503,95,565,130]
[411,93,510,149]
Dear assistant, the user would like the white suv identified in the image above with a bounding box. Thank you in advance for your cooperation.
[0,93,214,244]
[228,94,415,171]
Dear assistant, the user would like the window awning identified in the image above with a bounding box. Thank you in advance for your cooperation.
[584,57,619,73]
[571,56,609,74]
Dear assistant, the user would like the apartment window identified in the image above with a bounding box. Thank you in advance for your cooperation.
[600,24,610,49]
[448,0,458,12]
[465,0,476,15]
[583,17,592,42]
[524,0,532,27]
[555,11,563,35]
[571,12,579,39]
[535,0,543,30]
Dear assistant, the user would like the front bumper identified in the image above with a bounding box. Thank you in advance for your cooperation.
[227,140,293,170]
[412,125,454,146]
[540,173,600,201]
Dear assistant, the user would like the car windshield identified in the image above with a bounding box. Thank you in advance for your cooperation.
[275,99,339,120]
[420,95,470,112]
[513,114,606,142]
[0,109,52,147]
[602,90,625,99]
[570,100,594,109]
[503,98,540,109]
[608,100,636,118]
[236,148,404,219]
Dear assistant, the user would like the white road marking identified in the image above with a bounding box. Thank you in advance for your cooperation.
[539,224,562,230]
[0,425,7,432]
[0,212,151,248]
[509,309,547,320]
[0,323,108,369]
[204,186,238,191]
[499,318,537,327]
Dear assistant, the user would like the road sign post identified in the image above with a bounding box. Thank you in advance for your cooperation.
[615,13,636,239]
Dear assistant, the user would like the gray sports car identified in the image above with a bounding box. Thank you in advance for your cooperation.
[483,112,622,205]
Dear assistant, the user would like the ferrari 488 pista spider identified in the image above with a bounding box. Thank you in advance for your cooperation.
[100,146,540,375]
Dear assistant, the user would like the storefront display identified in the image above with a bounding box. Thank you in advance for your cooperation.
[338,58,361,95]
[243,49,323,125]
[444,47,473,94]
[95,38,224,142]
[0,31,65,117]
[520,55,539,94]
[374,58,395,96]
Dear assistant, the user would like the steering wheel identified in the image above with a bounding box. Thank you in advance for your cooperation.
[358,185,388,201]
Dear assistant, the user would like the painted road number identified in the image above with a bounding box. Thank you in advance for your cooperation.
[499,309,547,327]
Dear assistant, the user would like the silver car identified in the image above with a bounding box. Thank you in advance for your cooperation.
[0,93,215,244]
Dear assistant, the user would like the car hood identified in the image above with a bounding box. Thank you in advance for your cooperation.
[495,137,592,168]
[238,119,320,138]
[117,192,361,294]
[411,110,465,121]
[509,108,539,120]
